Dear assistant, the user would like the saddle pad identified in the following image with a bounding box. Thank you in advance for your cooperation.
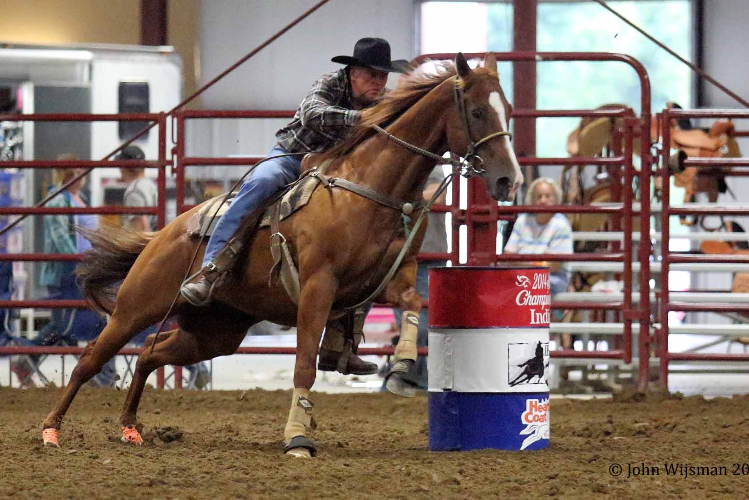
[186,175,321,237]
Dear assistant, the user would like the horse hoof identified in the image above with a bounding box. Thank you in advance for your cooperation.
[283,435,316,458]
[42,428,60,447]
[121,425,143,445]
[284,447,312,458]
[386,373,417,398]
[385,360,418,398]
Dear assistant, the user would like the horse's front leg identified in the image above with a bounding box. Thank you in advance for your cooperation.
[378,259,423,398]
[284,269,337,458]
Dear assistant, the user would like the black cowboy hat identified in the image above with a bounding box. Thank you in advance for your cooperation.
[331,37,409,74]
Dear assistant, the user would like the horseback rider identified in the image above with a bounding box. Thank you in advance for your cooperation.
[180,37,408,373]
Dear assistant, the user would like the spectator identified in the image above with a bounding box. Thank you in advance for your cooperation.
[117,145,210,389]
[1,259,37,387]
[504,177,572,296]
[504,176,578,384]
[26,155,115,386]
[116,145,157,232]
[386,166,449,390]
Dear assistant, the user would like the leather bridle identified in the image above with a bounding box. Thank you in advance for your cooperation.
[452,75,513,177]
[373,75,513,178]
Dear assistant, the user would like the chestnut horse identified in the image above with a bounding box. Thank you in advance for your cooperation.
[40,53,522,457]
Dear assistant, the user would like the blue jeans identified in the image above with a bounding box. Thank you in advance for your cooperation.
[202,144,302,266]
[391,260,447,390]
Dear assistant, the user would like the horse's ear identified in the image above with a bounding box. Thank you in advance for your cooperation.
[456,52,472,79]
[483,52,498,74]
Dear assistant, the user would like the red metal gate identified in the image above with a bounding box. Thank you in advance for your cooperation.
[657,107,749,385]
[9,52,734,394]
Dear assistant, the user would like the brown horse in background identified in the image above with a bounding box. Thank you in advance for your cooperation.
[40,53,522,457]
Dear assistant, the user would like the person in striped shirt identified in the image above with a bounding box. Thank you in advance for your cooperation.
[504,177,572,295]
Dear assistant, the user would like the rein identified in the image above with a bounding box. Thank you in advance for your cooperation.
[335,169,456,312]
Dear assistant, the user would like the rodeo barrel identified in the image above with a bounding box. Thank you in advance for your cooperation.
[427,266,550,451]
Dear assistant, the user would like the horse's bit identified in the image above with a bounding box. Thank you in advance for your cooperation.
[372,75,513,178]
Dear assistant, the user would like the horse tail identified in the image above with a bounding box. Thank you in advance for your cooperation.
[75,225,157,315]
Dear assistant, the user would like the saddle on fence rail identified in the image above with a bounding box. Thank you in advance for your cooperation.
[566,104,634,158]
[564,104,641,253]
[660,104,740,209]
[699,221,749,296]
[566,102,741,228]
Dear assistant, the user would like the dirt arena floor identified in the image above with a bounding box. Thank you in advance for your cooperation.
[2,386,749,499]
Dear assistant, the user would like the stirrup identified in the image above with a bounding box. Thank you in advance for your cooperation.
[180,265,221,307]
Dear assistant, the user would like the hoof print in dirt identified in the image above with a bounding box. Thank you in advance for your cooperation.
[153,426,184,443]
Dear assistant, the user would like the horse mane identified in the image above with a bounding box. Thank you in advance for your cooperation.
[319,62,459,162]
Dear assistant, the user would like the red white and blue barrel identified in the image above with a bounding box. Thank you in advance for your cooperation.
[428,266,550,451]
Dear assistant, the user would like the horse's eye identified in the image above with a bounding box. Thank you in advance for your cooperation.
[471,108,485,120]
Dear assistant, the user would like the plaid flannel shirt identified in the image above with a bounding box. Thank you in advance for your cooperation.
[276,69,363,153]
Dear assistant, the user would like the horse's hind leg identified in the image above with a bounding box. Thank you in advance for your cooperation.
[377,260,423,398]
[41,314,153,446]
[118,329,176,444]
[119,319,253,444]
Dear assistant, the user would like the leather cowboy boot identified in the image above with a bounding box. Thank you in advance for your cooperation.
[318,333,378,375]
[180,237,244,306]
[318,309,378,375]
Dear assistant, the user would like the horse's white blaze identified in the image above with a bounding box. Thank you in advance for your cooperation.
[488,91,523,188]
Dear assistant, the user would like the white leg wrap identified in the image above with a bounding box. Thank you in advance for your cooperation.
[284,388,313,443]
[394,311,419,361]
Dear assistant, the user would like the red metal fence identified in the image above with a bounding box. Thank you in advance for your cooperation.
[657,108,749,385]
[0,112,172,386]
[2,52,747,392]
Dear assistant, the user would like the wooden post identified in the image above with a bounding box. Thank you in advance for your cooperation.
[141,0,168,46]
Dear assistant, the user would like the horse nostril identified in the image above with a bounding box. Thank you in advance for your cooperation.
[496,177,512,191]
[495,177,512,200]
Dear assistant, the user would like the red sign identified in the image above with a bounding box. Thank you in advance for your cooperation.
[428,267,550,328]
